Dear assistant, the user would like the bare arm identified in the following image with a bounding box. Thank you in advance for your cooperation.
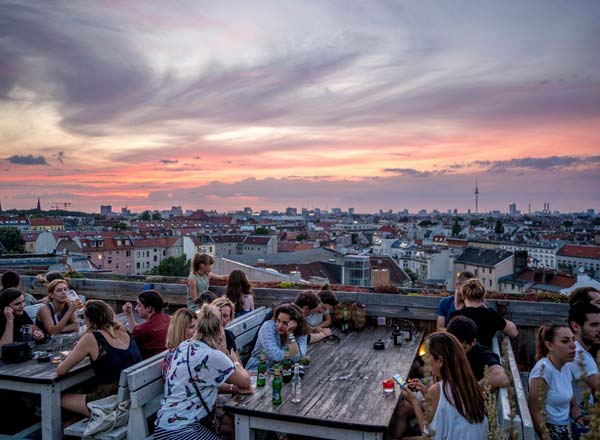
[37,303,78,335]
[209,272,228,282]
[403,381,440,434]
[57,333,94,376]
[528,377,550,440]
[122,302,137,329]
[316,305,332,329]
[0,308,14,347]
[436,315,446,331]
[479,364,509,391]
[502,319,518,338]
[188,277,198,303]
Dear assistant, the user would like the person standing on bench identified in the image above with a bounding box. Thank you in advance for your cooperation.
[57,300,142,416]
[187,253,228,311]
[122,289,171,359]
[155,304,251,440]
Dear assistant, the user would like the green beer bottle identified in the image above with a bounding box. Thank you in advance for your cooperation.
[341,307,350,333]
[257,351,267,387]
[282,347,293,384]
[272,364,283,405]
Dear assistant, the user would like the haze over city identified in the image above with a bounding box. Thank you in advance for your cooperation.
[1,1,599,213]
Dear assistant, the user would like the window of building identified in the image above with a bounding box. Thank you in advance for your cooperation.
[136,262,140,269]
[489,279,492,287]
[115,263,119,269]
[154,256,157,262]
[126,250,131,257]
[108,257,112,264]
[146,251,150,257]
[162,250,166,256]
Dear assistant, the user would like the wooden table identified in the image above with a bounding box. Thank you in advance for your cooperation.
[225,327,424,440]
[0,333,93,440]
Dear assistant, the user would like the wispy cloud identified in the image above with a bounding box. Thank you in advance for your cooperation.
[159,159,178,164]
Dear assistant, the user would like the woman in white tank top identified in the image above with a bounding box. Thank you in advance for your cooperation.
[402,332,488,439]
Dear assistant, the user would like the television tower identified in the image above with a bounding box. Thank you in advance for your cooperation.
[474,178,479,215]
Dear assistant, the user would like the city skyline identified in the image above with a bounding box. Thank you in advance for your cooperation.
[1,1,600,213]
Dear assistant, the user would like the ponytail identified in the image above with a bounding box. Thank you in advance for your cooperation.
[536,324,568,361]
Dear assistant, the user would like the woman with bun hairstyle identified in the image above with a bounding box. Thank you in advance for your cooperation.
[449,278,518,348]
[155,304,251,440]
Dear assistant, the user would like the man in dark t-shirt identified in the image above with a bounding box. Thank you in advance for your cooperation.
[447,315,508,391]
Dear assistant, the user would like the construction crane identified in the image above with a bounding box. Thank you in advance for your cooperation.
[52,202,72,211]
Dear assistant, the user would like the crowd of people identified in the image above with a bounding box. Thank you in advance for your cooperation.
[1,260,599,440]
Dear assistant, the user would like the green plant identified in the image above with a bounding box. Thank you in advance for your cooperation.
[277,281,295,289]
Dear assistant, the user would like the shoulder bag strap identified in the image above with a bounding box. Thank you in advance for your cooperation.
[186,342,212,416]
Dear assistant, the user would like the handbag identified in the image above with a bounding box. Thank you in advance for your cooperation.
[1,342,31,363]
[186,343,219,433]
[84,394,130,436]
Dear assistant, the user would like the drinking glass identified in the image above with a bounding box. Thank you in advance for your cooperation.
[76,319,85,336]
[20,325,33,343]
[382,378,395,394]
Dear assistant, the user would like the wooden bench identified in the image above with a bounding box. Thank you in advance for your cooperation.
[64,352,165,440]
[125,353,164,440]
[226,306,270,358]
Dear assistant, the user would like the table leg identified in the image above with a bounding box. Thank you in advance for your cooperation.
[235,414,255,440]
[41,383,62,440]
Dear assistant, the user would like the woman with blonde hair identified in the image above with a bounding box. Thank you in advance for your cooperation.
[36,278,78,335]
[449,278,518,348]
[57,300,142,416]
[161,308,198,377]
[187,253,227,311]
[225,269,255,318]
[155,304,251,440]
[401,332,488,439]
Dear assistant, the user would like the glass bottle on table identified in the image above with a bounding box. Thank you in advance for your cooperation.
[272,364,283,405]
[282,346,293,384]
[291,363,302,403]
[403,321,412,341]
[341,307,350,333]
[257,351,267,387]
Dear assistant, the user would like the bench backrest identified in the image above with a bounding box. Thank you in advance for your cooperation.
[227,306,270,355]
[25,303,42,321]
[124,352,165,440]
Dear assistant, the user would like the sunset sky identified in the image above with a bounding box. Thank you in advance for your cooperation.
[1,1,599,214]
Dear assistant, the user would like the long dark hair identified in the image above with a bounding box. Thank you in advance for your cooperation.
[226,270,253,313]
[428,332,487,424]
[274,303,307,337]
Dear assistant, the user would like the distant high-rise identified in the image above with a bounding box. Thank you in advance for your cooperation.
[100,205,112,216]
[474,178,479,214]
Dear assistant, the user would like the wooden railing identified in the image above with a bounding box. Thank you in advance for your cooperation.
[19,275,568,369]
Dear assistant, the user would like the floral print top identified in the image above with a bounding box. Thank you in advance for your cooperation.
[155,339,235,431]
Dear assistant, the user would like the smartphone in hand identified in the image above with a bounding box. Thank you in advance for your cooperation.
[393,374,406,389]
